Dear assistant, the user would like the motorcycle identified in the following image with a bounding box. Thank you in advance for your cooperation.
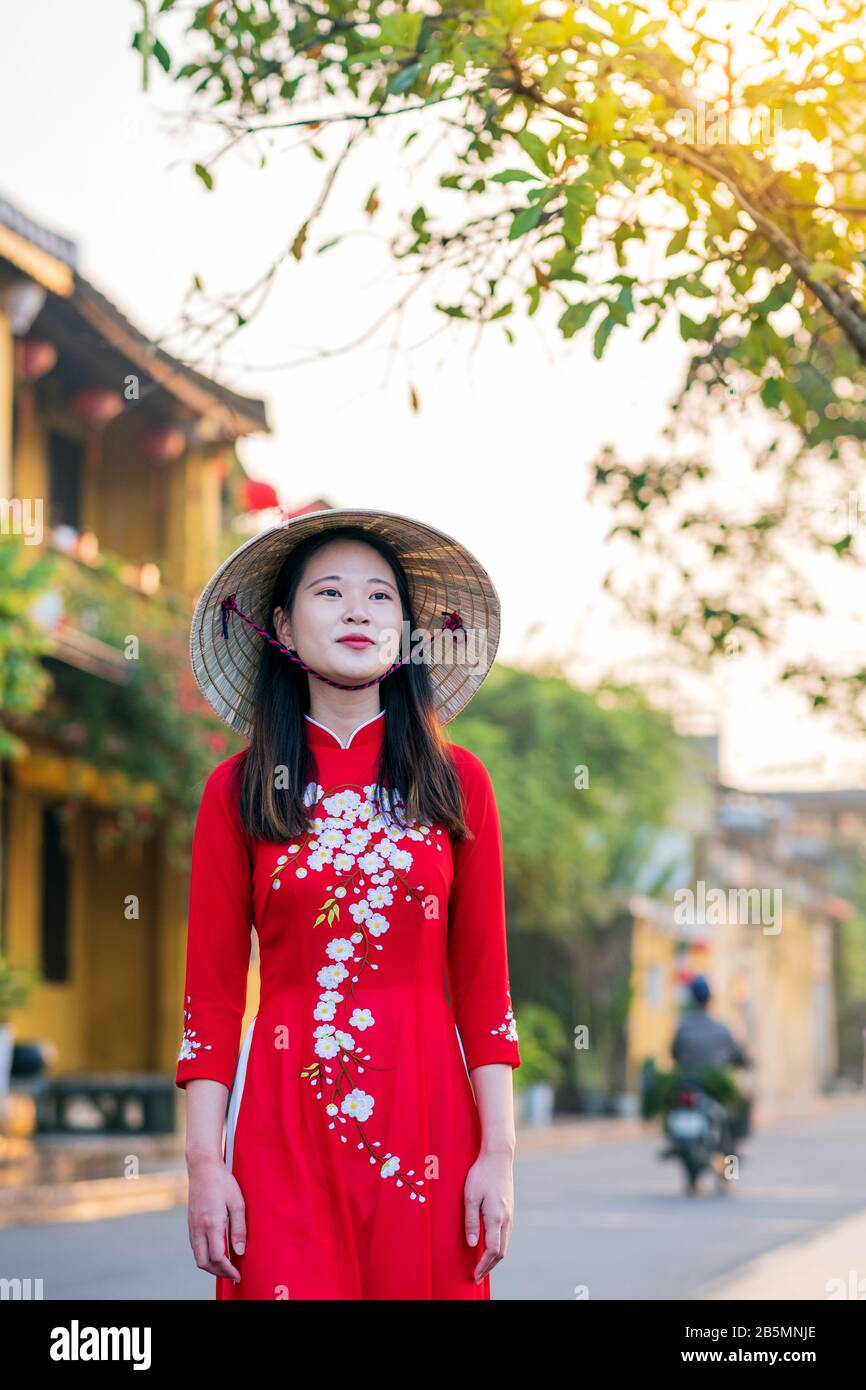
[659,1076,736,1195]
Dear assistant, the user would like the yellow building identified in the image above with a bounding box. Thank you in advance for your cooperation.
[0,197,269,1118]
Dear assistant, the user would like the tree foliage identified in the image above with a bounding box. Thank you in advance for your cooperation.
[136,0,866,718]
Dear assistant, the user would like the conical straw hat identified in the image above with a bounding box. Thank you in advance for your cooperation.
[190,507,501,738]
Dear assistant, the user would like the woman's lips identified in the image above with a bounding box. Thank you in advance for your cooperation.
[337,636,374,648]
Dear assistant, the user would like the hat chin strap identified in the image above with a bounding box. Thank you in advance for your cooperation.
[219,592,465,693]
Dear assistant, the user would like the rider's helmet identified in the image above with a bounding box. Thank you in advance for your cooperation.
[689,975,711,1006]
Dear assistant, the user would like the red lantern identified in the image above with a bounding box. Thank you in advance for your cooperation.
[70,388,125,470]
[13,336,57,435]
[242,477,280,512]
[138,424,187,463]
[14,337,57,381]
[71,388,124,426]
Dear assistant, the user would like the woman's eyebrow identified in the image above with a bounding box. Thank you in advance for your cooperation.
[305,574,396,590]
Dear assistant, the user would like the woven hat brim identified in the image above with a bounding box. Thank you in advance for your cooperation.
[190,508,500,738]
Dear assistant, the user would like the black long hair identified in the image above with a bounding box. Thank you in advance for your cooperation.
[237,525,471,843]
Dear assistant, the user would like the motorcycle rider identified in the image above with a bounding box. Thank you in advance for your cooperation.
[671,975,752,1157]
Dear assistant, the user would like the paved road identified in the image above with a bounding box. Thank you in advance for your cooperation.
[2,1105,864,1300]
[494,1104,866,1300]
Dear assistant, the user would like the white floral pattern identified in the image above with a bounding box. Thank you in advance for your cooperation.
[177,994,215,1063]
[288,780,434,1203]
[490,989,520,1044]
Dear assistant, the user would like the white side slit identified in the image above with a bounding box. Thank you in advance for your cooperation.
[224,1015,257,1174]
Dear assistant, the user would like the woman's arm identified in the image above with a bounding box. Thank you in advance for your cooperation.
[446,746,521,1283]
[176,755,254,1285]
[184,1078,245,1283]
[463,1063,516,1281]
[176,757,254,1093]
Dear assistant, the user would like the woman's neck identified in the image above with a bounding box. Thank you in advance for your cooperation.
[305,686,382,747]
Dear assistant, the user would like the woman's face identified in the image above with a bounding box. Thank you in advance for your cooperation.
[274,538,404,684]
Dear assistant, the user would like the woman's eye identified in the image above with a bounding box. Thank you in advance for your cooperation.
[315,587,392,600]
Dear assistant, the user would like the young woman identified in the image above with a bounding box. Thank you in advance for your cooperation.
[176,508,521,1300]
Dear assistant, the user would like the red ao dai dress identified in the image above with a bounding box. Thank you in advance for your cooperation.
[175,709,521,1300]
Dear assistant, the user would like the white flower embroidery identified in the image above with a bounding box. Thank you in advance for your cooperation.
[341,1087,374,1121]
[297,780,429,1202]
[326,938,356,961]
[358,850,384,874]
[490,990,520,1043]
[315,1029,342,1059]
[324,790,361,817]
[317,962,349,988]
[177,995,214,1063]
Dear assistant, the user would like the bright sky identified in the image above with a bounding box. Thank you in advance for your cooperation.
[3,0,865,790]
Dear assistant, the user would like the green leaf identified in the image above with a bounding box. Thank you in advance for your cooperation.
[760,378,783,408]
[509,204,544,240]
[491,169,540,183]
[515,129,551,174]
[389,61,421,94]
[193,163,214,191]
[564,181,595,209]
[152,38,171,73]
[558,300,599,338]
[562,203,586,246]
[593,313,615,359]
[679,313,715,341]
[666,226,689,257]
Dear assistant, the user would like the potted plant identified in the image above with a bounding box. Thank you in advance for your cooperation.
[0,955,35,1100]
[512,1004,571,1127]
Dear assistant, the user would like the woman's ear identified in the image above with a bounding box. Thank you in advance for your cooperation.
[273,605,293,648]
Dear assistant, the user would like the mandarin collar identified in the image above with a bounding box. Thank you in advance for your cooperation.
[304,709,385,751]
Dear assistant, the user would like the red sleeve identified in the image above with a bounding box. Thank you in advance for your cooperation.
[175,755,254,1091]
[446,746,521,1072]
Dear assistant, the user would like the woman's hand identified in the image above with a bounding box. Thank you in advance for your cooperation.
[463,1149,514,1283]
[187,1154,246,1284]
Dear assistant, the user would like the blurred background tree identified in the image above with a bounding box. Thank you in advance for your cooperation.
[451,664,692,1101]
